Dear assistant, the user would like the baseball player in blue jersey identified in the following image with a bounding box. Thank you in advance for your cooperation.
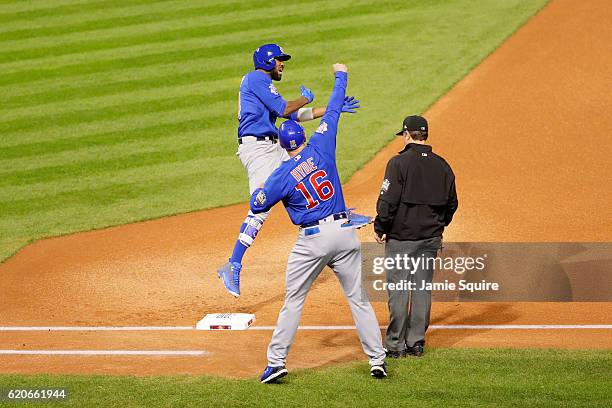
[218,44,361,298]
[250,63,387,383]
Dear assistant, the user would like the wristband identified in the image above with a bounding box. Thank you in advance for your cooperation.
[296,107,314,122]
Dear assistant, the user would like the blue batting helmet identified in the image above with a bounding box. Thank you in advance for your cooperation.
[279,120,305,151]
[253,44,291,71]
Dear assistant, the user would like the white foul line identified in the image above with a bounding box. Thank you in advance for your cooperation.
[0,325,611,331]
[251,325,612,330]
[432,325,612,329]
[0,350,206,356]
[0,326,194,331]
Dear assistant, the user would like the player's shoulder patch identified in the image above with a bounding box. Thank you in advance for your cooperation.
[269,83,279,96]
[255,189,267,206]
[315,121,328,134]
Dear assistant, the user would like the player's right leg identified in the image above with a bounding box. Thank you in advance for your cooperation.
[266,235,326,369]
[217,142,288,297]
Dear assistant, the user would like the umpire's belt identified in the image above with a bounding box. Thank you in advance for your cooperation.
[300,211,348,229]
[238,135,278,144]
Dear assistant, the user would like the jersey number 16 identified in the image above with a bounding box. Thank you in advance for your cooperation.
[295,170,335,209]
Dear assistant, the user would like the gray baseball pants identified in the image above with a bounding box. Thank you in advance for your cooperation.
[384,236,442,351]
[234,140,289,246]
[237,140,289,195]
[267,218,386,367]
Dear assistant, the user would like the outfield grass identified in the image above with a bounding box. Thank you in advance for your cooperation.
[0,348,610,407]
[0,0,548,261]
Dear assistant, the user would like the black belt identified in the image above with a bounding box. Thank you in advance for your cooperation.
[300,212,348,229]
[238,136,278,144]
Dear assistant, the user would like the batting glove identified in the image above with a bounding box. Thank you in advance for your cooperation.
[300,85,314,103]
[341,96,360,113]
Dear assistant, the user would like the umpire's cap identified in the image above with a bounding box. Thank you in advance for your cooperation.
[396,115,428,135]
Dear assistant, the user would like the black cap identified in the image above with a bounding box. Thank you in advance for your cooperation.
[395,115,428,136]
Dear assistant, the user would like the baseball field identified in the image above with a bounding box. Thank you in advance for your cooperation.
[1,0,611,407]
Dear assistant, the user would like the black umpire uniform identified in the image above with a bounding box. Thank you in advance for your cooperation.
[374,115,458,357]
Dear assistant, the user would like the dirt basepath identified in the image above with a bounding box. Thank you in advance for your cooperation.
[1,0,610,377]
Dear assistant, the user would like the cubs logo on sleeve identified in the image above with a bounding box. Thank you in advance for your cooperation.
[269,83,279,96]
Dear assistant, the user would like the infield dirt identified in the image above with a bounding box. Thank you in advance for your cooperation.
[1,0,610,377]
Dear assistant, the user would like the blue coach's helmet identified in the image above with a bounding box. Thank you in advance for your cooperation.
[279,120,305,151]
[253,44,291,71]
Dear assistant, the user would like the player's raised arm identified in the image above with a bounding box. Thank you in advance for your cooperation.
[308,64,349,155]
[323,63,349,133]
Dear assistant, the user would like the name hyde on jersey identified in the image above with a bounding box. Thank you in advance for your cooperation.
[290,157,318,182]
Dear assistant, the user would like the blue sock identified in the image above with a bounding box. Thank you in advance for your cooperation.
[230,223,248,264]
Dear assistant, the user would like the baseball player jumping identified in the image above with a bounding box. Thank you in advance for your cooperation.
[217,44,361,297]
[249,63,387,383]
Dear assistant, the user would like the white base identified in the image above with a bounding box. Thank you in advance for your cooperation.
[195,313,256,330]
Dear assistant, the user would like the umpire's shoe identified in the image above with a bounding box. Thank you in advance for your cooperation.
[260,366,288,384]
[385,348,406,358]
[370,363,388,379]
[406,341,425,357]
[217,260,241,297]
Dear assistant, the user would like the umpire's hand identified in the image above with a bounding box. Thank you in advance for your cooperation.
[374,233,386,244]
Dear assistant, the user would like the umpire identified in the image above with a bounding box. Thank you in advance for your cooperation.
[374,115,458,358]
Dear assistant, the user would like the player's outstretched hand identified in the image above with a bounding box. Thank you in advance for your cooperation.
[333,63,348,73]
[342,96,360,113]
[300,85,314,103]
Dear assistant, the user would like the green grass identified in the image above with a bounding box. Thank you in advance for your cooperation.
[0,0,549,261]
[0,348,610,407]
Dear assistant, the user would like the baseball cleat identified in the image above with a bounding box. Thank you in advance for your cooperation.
[260,365,288,384]
[217,260,241,297]
[370,363,388,378]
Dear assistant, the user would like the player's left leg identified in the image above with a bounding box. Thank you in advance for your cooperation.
[231,143,285,262]
[329,227,386,368]
[218,143,288,297]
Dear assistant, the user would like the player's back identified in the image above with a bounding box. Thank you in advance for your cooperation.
[276,143,346,226]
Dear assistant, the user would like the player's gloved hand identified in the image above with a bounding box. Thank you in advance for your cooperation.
[346,208,373,229]
[341,96,360,114]
[300,85,314,103]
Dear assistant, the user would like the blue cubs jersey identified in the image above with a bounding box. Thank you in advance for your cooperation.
[249,72,349,225]
[238,70,288,138]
